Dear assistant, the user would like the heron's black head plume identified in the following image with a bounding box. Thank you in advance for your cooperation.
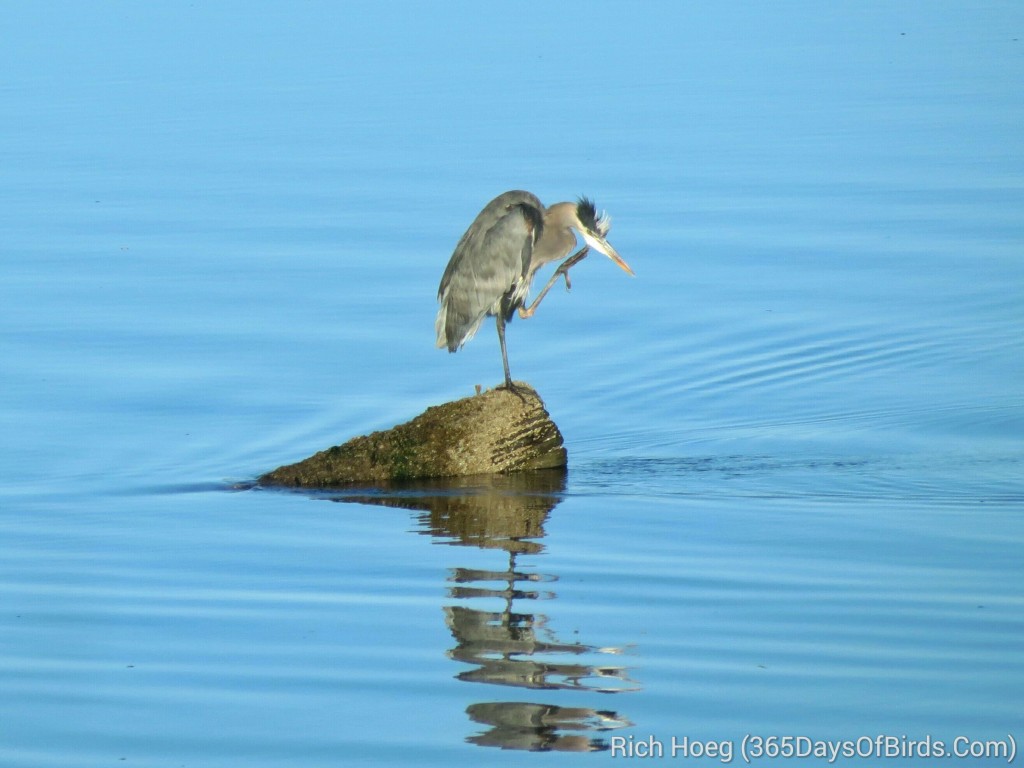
[576,196,611,237]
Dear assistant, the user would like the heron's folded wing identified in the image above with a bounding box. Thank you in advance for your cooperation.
[436,202,535,350]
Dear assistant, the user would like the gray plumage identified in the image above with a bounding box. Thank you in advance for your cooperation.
[436,189,632,390]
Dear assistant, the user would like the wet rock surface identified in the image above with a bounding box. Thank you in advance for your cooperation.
[259,383,566,488]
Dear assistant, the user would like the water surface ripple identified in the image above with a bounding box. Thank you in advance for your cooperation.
[2,3,1022,766]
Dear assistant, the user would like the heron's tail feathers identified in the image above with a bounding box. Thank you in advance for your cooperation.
[436,303,485,352]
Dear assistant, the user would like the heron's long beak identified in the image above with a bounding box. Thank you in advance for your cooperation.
[581,230,634,276]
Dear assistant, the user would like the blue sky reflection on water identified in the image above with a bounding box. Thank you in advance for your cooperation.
[1,2,1023,765]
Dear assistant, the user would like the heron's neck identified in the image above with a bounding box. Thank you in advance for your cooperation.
[531,222,577,275]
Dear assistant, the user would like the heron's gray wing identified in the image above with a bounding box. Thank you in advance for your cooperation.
[436,192,541,351]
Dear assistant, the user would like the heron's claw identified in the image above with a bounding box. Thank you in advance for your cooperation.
[499,380,529,401]
[517,246,589,318]
[557,246,590,291]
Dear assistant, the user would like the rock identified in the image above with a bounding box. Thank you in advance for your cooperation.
[259,382,567,488]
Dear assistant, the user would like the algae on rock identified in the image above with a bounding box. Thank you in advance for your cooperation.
[259,383,566,488]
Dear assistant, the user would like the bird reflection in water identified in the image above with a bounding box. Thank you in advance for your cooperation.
[337,469,636,751]
[466,701,631,753]
[331,469,636,750]
[444,556,637,695]
[444,546,637,752]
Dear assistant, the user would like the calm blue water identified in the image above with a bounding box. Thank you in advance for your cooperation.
[2,2,1023,766]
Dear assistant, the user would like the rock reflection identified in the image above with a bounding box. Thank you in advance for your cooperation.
[327,468,565,554]
[328,468,636,751]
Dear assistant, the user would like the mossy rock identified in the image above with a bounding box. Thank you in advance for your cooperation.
[259,383,566,488]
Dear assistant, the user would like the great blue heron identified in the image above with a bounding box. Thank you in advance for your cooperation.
[436,190,634,390]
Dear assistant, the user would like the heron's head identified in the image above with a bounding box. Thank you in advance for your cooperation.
[575,197,634,276]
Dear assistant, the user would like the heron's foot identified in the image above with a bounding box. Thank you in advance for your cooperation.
[498,379,530,401]
[554,247,589,290]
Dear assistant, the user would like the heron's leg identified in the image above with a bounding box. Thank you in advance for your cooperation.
[518,247,591,319]
[495,315,529,398]
[518,273,561,320]
[496,313,514,390]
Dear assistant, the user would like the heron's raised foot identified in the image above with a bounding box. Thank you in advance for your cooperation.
[518,246,591,320]
[556,246,591,281]
[554,260,578,292]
